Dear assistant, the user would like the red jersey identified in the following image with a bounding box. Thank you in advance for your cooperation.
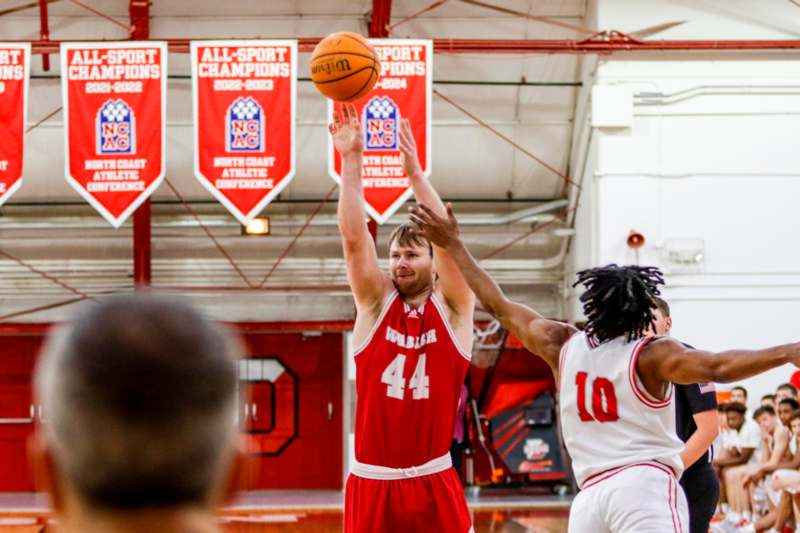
[353,290,472,468]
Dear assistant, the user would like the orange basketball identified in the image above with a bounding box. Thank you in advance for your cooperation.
[310,32,381,102]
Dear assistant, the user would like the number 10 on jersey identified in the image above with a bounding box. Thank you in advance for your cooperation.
[576,371,619,422]
[382,353,430,400]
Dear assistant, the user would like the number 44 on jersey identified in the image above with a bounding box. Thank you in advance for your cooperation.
[381,354,430,400]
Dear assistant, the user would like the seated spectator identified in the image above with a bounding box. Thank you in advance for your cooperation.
[769,410,800,532]
[31,295,243,533]
[779,398,800,425]
[713,402,761,523]
[777,383,799,403]
[731,386,749,407]
[743,406,792,531]
[762,394,777,409]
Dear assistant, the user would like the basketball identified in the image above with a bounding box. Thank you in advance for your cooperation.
[310,32,381,102]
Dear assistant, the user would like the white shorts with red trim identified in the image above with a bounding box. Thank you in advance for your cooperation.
[568,461,688,533]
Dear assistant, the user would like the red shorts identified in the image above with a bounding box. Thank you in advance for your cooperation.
[344,467,472,533]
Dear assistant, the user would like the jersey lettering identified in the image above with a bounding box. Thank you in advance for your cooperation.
[381,353,430,400]
[576,371,619,422]
[381,353,406,399]
[409,353,430,399]
[576,371,594,421]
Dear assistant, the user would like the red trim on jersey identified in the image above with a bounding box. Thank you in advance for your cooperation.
[587,334,599,349]
[352,291,399,356]
[582,460,677,489]
[668,475,677,533]
[557,333,573,391]
[579,462,685,532]
[583,461,684,532]
[430,293,472,361]
[670,475,684,533]
[628,336,672,409]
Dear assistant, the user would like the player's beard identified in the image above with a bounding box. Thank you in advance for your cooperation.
[392,271,433,299]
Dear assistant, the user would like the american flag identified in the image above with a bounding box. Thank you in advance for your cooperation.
[699,383,716,394]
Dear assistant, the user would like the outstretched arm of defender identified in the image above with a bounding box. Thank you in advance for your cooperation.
[399,120,474,313]
[332,104,389,309]
[410,203,575,372]
[640,337,800,385]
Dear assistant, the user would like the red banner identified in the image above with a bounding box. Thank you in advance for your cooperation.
[328,39,432,224]
[61,42,166,227]
[191,41,296,224]
[0,44,29,206]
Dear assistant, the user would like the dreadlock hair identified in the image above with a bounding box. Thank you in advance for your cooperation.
[573,264,665,344]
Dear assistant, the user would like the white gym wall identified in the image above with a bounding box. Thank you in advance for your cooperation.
[571,0,800,408]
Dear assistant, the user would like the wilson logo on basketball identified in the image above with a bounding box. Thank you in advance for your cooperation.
[309,32,380,102]
[311,58,352,77]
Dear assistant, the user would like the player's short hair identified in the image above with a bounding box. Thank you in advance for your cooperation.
[790,410,800,424]
[35,294,241,510]
[778,383,798,396]
[651,296,670,318]
[388,222,432,256]
[723,402,747,415]
[762,393,776,402]
[779,397,800,411]
[573,264,664,343]
[753,405,775,419]
[731,385,748,399]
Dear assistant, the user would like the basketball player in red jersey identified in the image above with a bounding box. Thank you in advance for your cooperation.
[331,104,475,533]
[409,203,800,533]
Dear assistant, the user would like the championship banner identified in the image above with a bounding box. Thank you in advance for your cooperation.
[61,42,166,227]
[191,40,296,224]
[328,39,432,224]
[0,43,30,206]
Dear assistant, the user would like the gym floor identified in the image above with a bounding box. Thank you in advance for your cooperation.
[219,509,569,532]
[0,491,571,533]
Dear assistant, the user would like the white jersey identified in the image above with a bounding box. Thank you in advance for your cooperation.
[558,332,684,488]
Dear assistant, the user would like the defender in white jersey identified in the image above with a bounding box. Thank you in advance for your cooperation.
[409,203,800,533]
[559,332,688,532]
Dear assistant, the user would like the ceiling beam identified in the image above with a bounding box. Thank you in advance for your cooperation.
[129,0,151,287]
[369,0,392,38]
[129,0,149,38]
[37,0,51,70]
[25,37,800,54]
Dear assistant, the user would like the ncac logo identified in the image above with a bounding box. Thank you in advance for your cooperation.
[226,97,265,152]
[523,438,550,461]
[364,96,398,151]
[96,99,136,155]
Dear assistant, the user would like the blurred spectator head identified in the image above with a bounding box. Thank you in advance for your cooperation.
[730,386,748,406]
[753,405,777,434]
[724,402,748,431]
[777,383,799,403]
[33,294,243,519]
[790,410,800,435]
[761,394,776,409]
[778,398,800,427]
[649,297,672,336]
